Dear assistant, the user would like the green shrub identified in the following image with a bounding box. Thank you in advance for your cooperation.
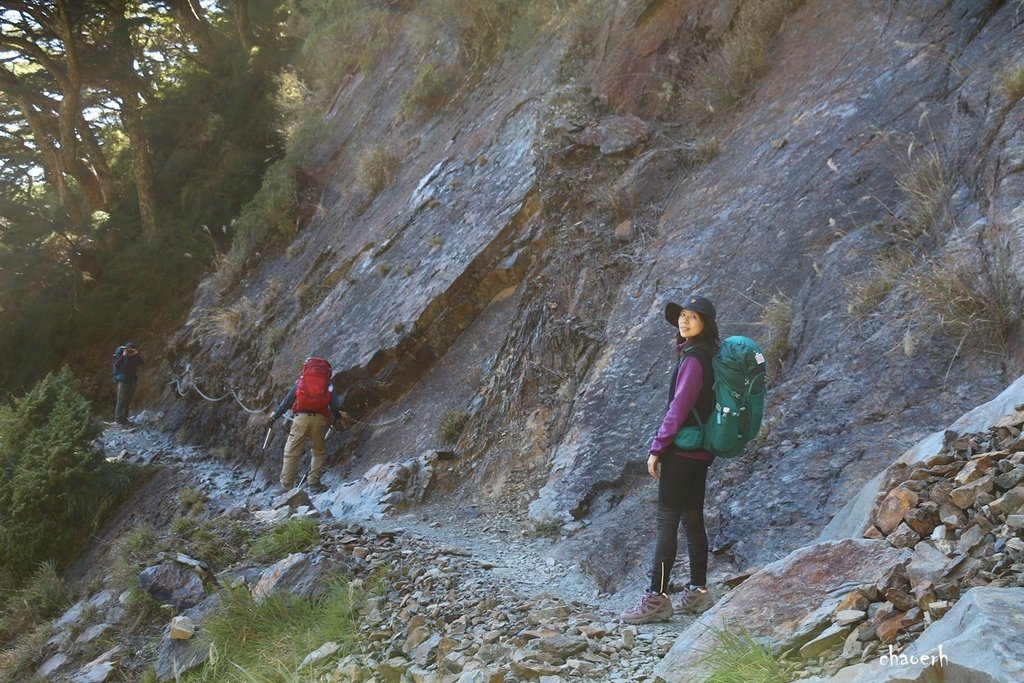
[292,2,396,101]
[0,368,139,579]
[438,409,470,445]
[249,517,319,562]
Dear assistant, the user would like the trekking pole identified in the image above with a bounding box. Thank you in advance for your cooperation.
[250,426,273,495]
[296,425,332,489]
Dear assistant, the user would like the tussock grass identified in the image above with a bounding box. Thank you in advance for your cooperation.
[759,294,792,374]
[0,562,69,646]
[190,579,360,682]
[682,0,806,123]
[698,628,793,683]
[996,62,1024,103]
[249,517,319,562]
[526,518,563,539]
[905,249,1020,348]
[690,135,721,164]
[192,297,258,340]
[894,147,948,242]
[168,516,251,571]
[107,525,159,594]
[356,144,401,199]
[264,324,288,353]
[179,486,206,516]
[438,409,470,445]
[847,246,916,318]
[398,63,460,121]
[0,621,50,682]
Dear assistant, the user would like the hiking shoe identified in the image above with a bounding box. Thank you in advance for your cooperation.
[308,483,328,494]
[620,589,673,624]
[676,584,712,613]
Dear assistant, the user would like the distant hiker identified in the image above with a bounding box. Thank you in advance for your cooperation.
[266,357,347,494]
[621,296,720,624]
[112,342,144,427]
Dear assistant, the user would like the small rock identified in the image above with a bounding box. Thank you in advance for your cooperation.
[621,626,636,648]
[833,610,866,626]
[272,487,313,510]
[299,641,341,669]
[799,623,850,659]
[169,616,195,640]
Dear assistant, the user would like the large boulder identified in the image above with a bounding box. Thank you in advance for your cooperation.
[138,564,206,610]
[800,587,1024,682]
[252,552,339,599]
[654,539,911,683]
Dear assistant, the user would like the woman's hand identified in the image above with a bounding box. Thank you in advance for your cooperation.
[647,454,660,479]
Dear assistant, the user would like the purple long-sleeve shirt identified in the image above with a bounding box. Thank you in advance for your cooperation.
[649,349,713,460]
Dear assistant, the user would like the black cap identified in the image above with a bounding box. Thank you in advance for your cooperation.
[124,342,136,348]
[664,296,717,325]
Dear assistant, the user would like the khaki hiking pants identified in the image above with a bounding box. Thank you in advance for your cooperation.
[280,412,328,488]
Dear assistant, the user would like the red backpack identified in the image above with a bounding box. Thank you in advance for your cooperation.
[292,357,332,416]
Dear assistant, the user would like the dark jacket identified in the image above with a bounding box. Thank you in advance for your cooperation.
[113,352,144,383]
[649,340,715,460]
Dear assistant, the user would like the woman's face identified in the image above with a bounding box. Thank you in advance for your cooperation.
[677,309,704,340]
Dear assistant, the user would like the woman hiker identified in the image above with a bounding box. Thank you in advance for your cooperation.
[620,295,720,624]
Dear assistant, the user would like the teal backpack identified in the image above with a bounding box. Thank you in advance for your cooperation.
[673,336,767,458]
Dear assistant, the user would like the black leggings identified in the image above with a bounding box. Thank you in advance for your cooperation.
[649,454,710,593]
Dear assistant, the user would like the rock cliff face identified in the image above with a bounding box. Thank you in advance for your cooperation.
[159,0,1024,594]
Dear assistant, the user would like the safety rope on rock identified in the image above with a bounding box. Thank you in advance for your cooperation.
[169,365,414,425]
[168,365,270,414]
[356,409,412,428]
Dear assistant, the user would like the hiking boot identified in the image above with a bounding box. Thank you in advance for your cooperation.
[308,482,328,494]
[620,589,673,624]
[676,584,712,613]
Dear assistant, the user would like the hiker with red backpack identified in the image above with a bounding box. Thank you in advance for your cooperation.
[266,357,349,494]
[621,295,767,624]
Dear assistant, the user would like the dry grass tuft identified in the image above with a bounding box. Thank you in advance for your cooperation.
[996,62,1024,103]
[905,248,1020,348]
[894,147,948,242]
[192,297,258,341]
[847,246,916,318]
[759,294,793,378]
[681,0,805,123]
[398,63,460,121]
[357,144,401,199]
